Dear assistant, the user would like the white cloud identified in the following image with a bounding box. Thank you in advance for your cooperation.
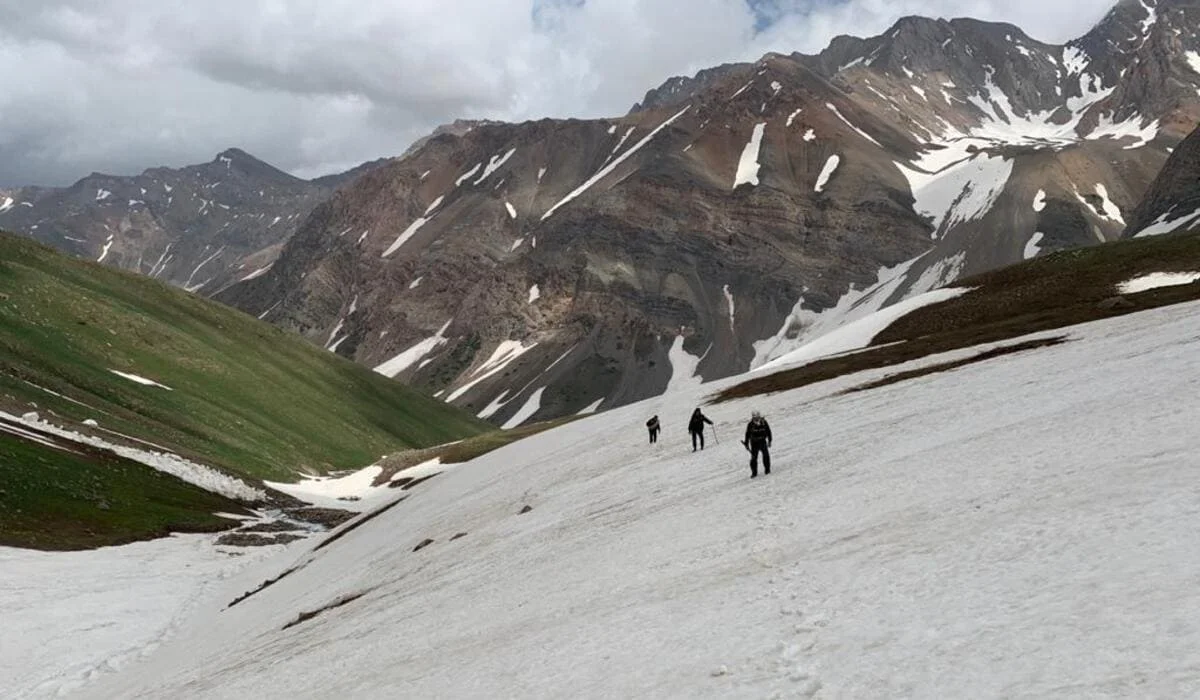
[0,0,1116,186]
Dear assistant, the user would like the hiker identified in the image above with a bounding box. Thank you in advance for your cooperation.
[688,407,713,451]
[646,415,661,444]
[743,411,772,478]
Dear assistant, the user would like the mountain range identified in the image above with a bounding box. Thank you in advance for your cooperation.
[4,0,1200,428]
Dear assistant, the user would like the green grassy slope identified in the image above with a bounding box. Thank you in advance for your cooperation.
[0,430,250,550]
[0,232,489,482]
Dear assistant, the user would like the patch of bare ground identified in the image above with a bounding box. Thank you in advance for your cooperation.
[841,336,1068,394]
[372,416,583,485]
[282,591,370,631]
[312,496,408,552]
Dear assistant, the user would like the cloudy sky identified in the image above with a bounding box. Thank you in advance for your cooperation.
[0,0,1116,187]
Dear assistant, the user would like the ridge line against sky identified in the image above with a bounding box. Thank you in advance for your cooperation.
[0,0,1116,187]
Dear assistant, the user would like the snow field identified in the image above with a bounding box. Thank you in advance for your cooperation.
[0,536,287,699]
[85,300,1200,698]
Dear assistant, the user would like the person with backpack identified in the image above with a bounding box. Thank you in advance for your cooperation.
[688,407,713,451]
[645,415,661,444]
[742,411,772,478]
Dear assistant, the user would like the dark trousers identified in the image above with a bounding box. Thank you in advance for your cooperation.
[691,430,705,450]
[750,441,770,476]
[648,428,659,444]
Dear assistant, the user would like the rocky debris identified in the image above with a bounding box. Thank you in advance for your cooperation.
[216,532,306,547]
[237,520,306,534]
[518,505,533,515]
[281,592,368,631]
[450,532,468,541]
[412,538,435,552]
[285,507,356,529]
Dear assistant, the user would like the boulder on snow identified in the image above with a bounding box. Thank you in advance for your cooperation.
[413,538,435,552]
[518,505,533,514]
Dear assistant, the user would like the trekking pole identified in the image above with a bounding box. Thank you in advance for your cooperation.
[711,424,719,445]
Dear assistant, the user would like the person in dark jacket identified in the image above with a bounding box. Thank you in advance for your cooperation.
[743,411,772,478]
[688,408,713,451]
[646,415,661,444]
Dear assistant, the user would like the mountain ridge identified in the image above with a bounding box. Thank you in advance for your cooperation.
[210,0,1200,427]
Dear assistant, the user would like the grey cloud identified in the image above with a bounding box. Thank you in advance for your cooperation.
[0,0,1118,187]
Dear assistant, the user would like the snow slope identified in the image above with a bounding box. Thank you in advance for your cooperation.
[0,536,284,699]
[84,300,1200,698]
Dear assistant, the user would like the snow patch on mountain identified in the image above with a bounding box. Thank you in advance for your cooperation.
[505,202,517,219]
[382,217,433,257]
[95,189,111,202]
[477,391,511,420]
[751,255,924,369]
[1024,232,1045,259]
[665,335,705,394]
[734,123,767,188]
[576,397,604,415]
[474,149,516,185]
[0,196,13,213]
[241,264,273,282]
[756,286,971,373]
[455,164,482,187]
[109,370,173,390]
[1118,271,1200,295]
[528,284,540,304]
[96,234,115,263]
[372,319,453,378]
[803,128,816,142]
[730,81,752,100]
[1074,184,1125,225]
[908,252,967,296]
[501,387,545,429]
[722,284,736,332]
[825,103,882,147]
[610,127,635,156]
[786,109,802,127]
[447,340,539,402]
[1033,189,1047,212]
[896,154,1013,237]
[1132,208,1200,237]
[1186,52,1200,75]
[542,106,690,221]
[814,155,840,193]
[424,196,445,216]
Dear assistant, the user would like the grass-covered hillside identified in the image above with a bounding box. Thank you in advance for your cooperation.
[0,232,490,548]
[0,233,488,480]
